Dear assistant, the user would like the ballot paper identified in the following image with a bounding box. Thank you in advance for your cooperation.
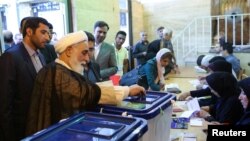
[165,83,179,90]
[180,98,200,119]
[186,98,200,112]
[165,83,181,93]
[180,111,195,119]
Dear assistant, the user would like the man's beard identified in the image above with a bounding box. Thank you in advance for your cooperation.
[68,57,86,75]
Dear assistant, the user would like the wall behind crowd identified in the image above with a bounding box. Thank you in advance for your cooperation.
[70,0,211,45]
[131,0,144,44]
[75,0,120,44]
[139,0,211,41]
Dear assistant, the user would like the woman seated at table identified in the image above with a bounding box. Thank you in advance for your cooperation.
[178,60,232,107]
[138,48,173,91]
[197,72,244,125]
[237,77,250,125]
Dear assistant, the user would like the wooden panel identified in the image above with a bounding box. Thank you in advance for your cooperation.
[211,0,250,45]
[215,18,250,44]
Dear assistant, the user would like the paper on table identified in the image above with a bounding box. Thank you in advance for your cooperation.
[180,98,200,118]
[183,133,196,138]
[183,138,196,141]
[165,83,179,90]
[173,101,187,112]
[190,118,203,126]
[188,79,200,87]
[180,111,195,118]
[186,98,200,112]
[180,133,197,141]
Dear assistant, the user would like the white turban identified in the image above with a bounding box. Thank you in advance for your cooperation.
[55,31,88,54]
[201,54,215,67]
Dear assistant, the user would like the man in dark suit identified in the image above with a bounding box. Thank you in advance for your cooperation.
[40,22,57,64]
[84,31,102,83]
[0,17,50,141]
[92,21,117,80]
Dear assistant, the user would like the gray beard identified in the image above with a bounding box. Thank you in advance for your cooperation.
[69,58,84,75]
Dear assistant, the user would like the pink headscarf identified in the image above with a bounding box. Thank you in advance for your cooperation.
[155,48,171,84]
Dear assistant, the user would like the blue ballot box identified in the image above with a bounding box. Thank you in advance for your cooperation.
[95,91,176,141]
[22,112,148,141]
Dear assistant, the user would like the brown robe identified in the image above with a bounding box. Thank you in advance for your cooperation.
[26,62,101,136]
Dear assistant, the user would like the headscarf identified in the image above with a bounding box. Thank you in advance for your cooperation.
[209,56,226,64]
[196,55,205,66]
[55,31,88,54]
[208,60,232,73]
[238,77,250,99]
[206,72,239,98]
[155,48,171,84]
[201,54,215,67]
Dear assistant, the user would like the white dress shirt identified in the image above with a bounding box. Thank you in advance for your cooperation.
[94,43,102,60]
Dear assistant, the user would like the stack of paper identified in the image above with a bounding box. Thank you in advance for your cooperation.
[190,118,203,126]
[180,98,200,119]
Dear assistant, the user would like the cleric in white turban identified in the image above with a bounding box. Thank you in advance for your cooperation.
[26,30,146,136]
[26,30,101,136]
[55,30,88,54]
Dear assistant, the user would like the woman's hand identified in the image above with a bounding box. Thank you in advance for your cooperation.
[178,92,191,101]
[201,106,210,112]
[208,121,222,125]
[197,109,211,118]
[159,83,165,90]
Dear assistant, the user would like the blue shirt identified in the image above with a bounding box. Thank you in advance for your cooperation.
[225,54,240,75]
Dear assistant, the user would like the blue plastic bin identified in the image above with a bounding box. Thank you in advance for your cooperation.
[95,91,176,141]
[22,112,148,141]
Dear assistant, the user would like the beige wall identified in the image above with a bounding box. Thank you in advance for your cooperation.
[131,0,144,45]
[74,0,211,45]
[74,0,120,43]
[139,0,211,41]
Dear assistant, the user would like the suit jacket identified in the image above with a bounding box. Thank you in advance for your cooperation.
[94,42,117,80]
[0,43,38,141]
[40,43,57,64]
[84,61,102,83]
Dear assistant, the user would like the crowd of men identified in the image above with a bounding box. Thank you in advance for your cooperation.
[0,16,249,141]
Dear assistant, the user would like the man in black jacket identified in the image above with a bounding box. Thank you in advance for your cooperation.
[0,17,50,141]
[83,31,102,82]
